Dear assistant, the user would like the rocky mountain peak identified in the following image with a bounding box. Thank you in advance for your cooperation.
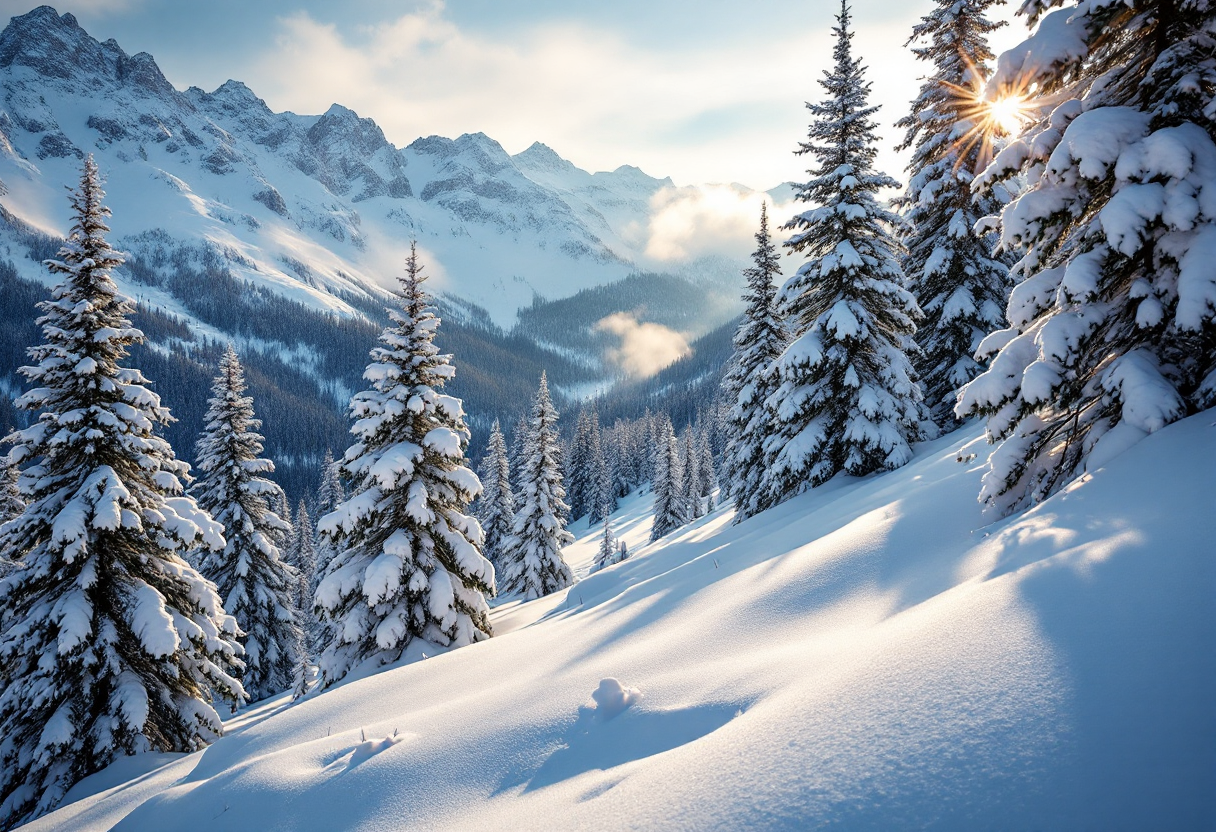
[0,5,175,99]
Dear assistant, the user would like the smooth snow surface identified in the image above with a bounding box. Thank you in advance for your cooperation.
[26,416,1216,831]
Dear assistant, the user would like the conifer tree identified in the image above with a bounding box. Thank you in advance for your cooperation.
[509,414,530,498]
[650,416,687,541]
[315,243,493,686]
[696,424,718,513]
[289,499,318,614]
[958,0,1216,514]
[722,203,787,520]
[310,449,343,647]
[475,419,514,572]
[680,426,702,519]
[194,345,302,702]
[500,372,574,599]
[274,489,294,552]
[0,157,243,828]
[585,412,615,525]
[895,0,1012,426]
[759,1,927,512]
[592,511,616,573]
[566,410,595,522]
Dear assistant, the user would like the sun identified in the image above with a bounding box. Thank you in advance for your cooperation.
[986,94,1030,137]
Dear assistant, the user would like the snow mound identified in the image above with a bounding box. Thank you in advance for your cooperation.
[589,678,643,721]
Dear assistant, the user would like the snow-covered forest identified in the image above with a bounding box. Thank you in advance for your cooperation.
[0,1,1213,830]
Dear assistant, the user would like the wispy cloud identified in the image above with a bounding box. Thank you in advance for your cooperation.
[641,185,799,263]
[243,2,931,188]
[596,312,691,379]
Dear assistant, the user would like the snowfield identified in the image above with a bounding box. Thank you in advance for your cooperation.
[27,415,1216,831]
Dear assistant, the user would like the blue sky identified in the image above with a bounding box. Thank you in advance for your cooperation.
[1,0,1028,187]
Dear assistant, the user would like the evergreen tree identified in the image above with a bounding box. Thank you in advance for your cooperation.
[650,415,687,541]
[509,414,530,499]
[696,423,718,513]
[566,410,595,522]
[194,345,302,702]
[895,0,1012,426]
[722,203,787,521]
[474,419,515,573]
[680,426,702,519]
[273,488,294,552]
[315,243,493,686]
[0,157,243,828]
[592,511,616,573]
[290,644,313,702]
[289,499,318,614]
[316,449,345,518]
[759,1,927,512]
[585,412,615,525]
[958,0,1216,514]
[500,372,574,599]
[310,449,343,648]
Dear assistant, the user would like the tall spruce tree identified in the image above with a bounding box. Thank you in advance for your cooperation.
[290,499,318,614]
[475,419,515,572]
[194,345,302,702]
[759,1,927,511]
[957,0,1216,514]
[895,0,1013,426]
[696,423,718,513]
[650,415,687,541]
[722,203,787,521]
[566,410,596,522]
[310,449,343,648]
[585,412,615,525]
[680,426,702,520]
[500,372,574,599]
[315,243,493,686]
[592,511,617,574]
[0,157,243,828]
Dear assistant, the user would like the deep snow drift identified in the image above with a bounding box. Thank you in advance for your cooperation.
[26,416,1216,831]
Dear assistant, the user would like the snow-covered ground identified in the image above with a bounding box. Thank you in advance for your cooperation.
[27,416,1216,831]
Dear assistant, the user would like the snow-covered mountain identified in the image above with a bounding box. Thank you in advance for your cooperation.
[25,412,1216,831]
[0,5,741,329]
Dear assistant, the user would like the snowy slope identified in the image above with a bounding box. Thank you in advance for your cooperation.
[26,414,1216,831]
[0,7,748,331]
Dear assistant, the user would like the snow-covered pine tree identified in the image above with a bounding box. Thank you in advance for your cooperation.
[585,412,615,525]
[475,419,515,572]
[696,423,718,513]
[290,643,313,701]
[290,499,318,614]
[315,243,493,686]
[273,488,294,552]
[759,1,927,512]
[680,426,703,519]
[650,415,687,541]
[566,410,595,521]
[894,0,1013,427]
[592,511,616,573]
[500,372,574,599]
[0,156,243,828]
[957,0,1216,515]
[309,449,343,647]
[722,203,787,521]
[509,413,530,498]
[194,345,302,703]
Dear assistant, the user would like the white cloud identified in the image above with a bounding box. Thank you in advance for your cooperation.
[642,184,799,263]
[242,3,866,188]
[596,313,691,379]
